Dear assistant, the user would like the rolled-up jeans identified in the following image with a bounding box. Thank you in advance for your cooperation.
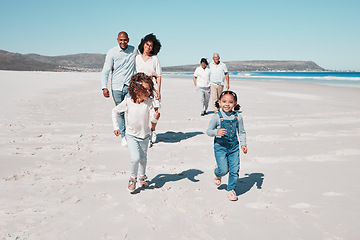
[112,87,128,138]
[214,138,240,191]
[126,134,150,179]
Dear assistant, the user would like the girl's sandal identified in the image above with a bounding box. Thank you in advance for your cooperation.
[139,175,149,187]
[214,176,222,186]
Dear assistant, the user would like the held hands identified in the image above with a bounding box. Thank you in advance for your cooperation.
[114,130,120,136]
[103,88,110,98]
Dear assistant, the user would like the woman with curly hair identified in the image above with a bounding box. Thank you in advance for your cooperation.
[136,33,162,145]
[112,73,160,192]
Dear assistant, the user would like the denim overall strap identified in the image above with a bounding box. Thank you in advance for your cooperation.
[218,111,238,142]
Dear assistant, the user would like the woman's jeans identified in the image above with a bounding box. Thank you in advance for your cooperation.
[112,87,128,138]
[214,138,240,191]
[126,134,150,179]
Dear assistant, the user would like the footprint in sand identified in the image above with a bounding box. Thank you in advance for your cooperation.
[323,191,344,197]
[289,203,313,209]
[246,202,273,209]
[93,193,112,200]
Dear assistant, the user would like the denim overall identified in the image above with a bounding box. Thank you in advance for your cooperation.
[214,111,240,191]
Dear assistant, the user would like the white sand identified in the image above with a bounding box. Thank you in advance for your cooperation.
[1,70,360,239]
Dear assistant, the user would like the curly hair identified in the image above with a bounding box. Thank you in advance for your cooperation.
[127,73,155,101]
[215,90,241,111]
[138,33,162,55]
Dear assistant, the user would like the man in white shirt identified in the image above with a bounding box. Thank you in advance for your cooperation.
[101,31,137,147]
[209,53,230,113]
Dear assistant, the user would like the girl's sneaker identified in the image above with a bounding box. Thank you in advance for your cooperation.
[121,137,128,147]
[128,177,136,192]
[151,131,157,143]
[139,175,149,187]
[227,190,238,201]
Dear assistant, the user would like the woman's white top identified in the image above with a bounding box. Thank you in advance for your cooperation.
[135,55,162,77]
[112,97,158,139]
[194,66,210,87]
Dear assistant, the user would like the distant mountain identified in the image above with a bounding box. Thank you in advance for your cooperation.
[0,49,325,72]
[0,50,105,72]
[163,60,325,72]
[25,53,105,71]
[0,50,59,71]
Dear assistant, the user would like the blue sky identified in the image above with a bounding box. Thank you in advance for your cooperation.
[1,0,359,70]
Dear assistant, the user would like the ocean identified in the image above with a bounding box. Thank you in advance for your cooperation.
[163,72,360,89]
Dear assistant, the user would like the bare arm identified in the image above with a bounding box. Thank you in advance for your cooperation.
[156,76,162,100]
[193,76,197,86]
[225,72,230,90]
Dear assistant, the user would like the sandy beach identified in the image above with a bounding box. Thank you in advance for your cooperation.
[1,70,360,239]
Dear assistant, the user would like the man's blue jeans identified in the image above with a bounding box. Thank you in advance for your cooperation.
[112,87,128,138]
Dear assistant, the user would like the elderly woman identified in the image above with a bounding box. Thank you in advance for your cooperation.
[193,58,211,116]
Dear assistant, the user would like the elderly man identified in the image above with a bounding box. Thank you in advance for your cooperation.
[209,53,230,113]
[101,31,137,147]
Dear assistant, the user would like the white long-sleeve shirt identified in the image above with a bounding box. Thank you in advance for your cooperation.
[112,97,158,139]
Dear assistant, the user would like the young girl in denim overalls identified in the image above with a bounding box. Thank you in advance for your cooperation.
[206,91,247,201]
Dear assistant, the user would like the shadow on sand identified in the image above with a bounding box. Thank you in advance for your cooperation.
[156,131,203,143]
[131,169,204,194]
[218,172,265,196]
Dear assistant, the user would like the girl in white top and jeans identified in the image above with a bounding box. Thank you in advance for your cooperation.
[112,73,160,192]
[136,33,162,145]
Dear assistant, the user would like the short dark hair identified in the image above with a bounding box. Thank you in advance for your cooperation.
[215,90,241,111]
[200,58,208,65]
[138,33,162,55]
[127,73,155,101]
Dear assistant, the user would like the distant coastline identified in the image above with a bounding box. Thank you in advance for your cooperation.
[0,49,355,72]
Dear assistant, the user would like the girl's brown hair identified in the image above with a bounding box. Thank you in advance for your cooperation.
[127,73,155,101]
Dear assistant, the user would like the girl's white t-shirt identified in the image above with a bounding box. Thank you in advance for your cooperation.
[194,66,210,87]
[112,97,158,139]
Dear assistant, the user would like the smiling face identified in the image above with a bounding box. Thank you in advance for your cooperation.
[143,41,153,56]
[201,62,207,69]
[117,32,129,50]
[213,54,220,65]
[218,94,237,112]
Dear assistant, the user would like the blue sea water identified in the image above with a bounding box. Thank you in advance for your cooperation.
[164,72,360,89]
